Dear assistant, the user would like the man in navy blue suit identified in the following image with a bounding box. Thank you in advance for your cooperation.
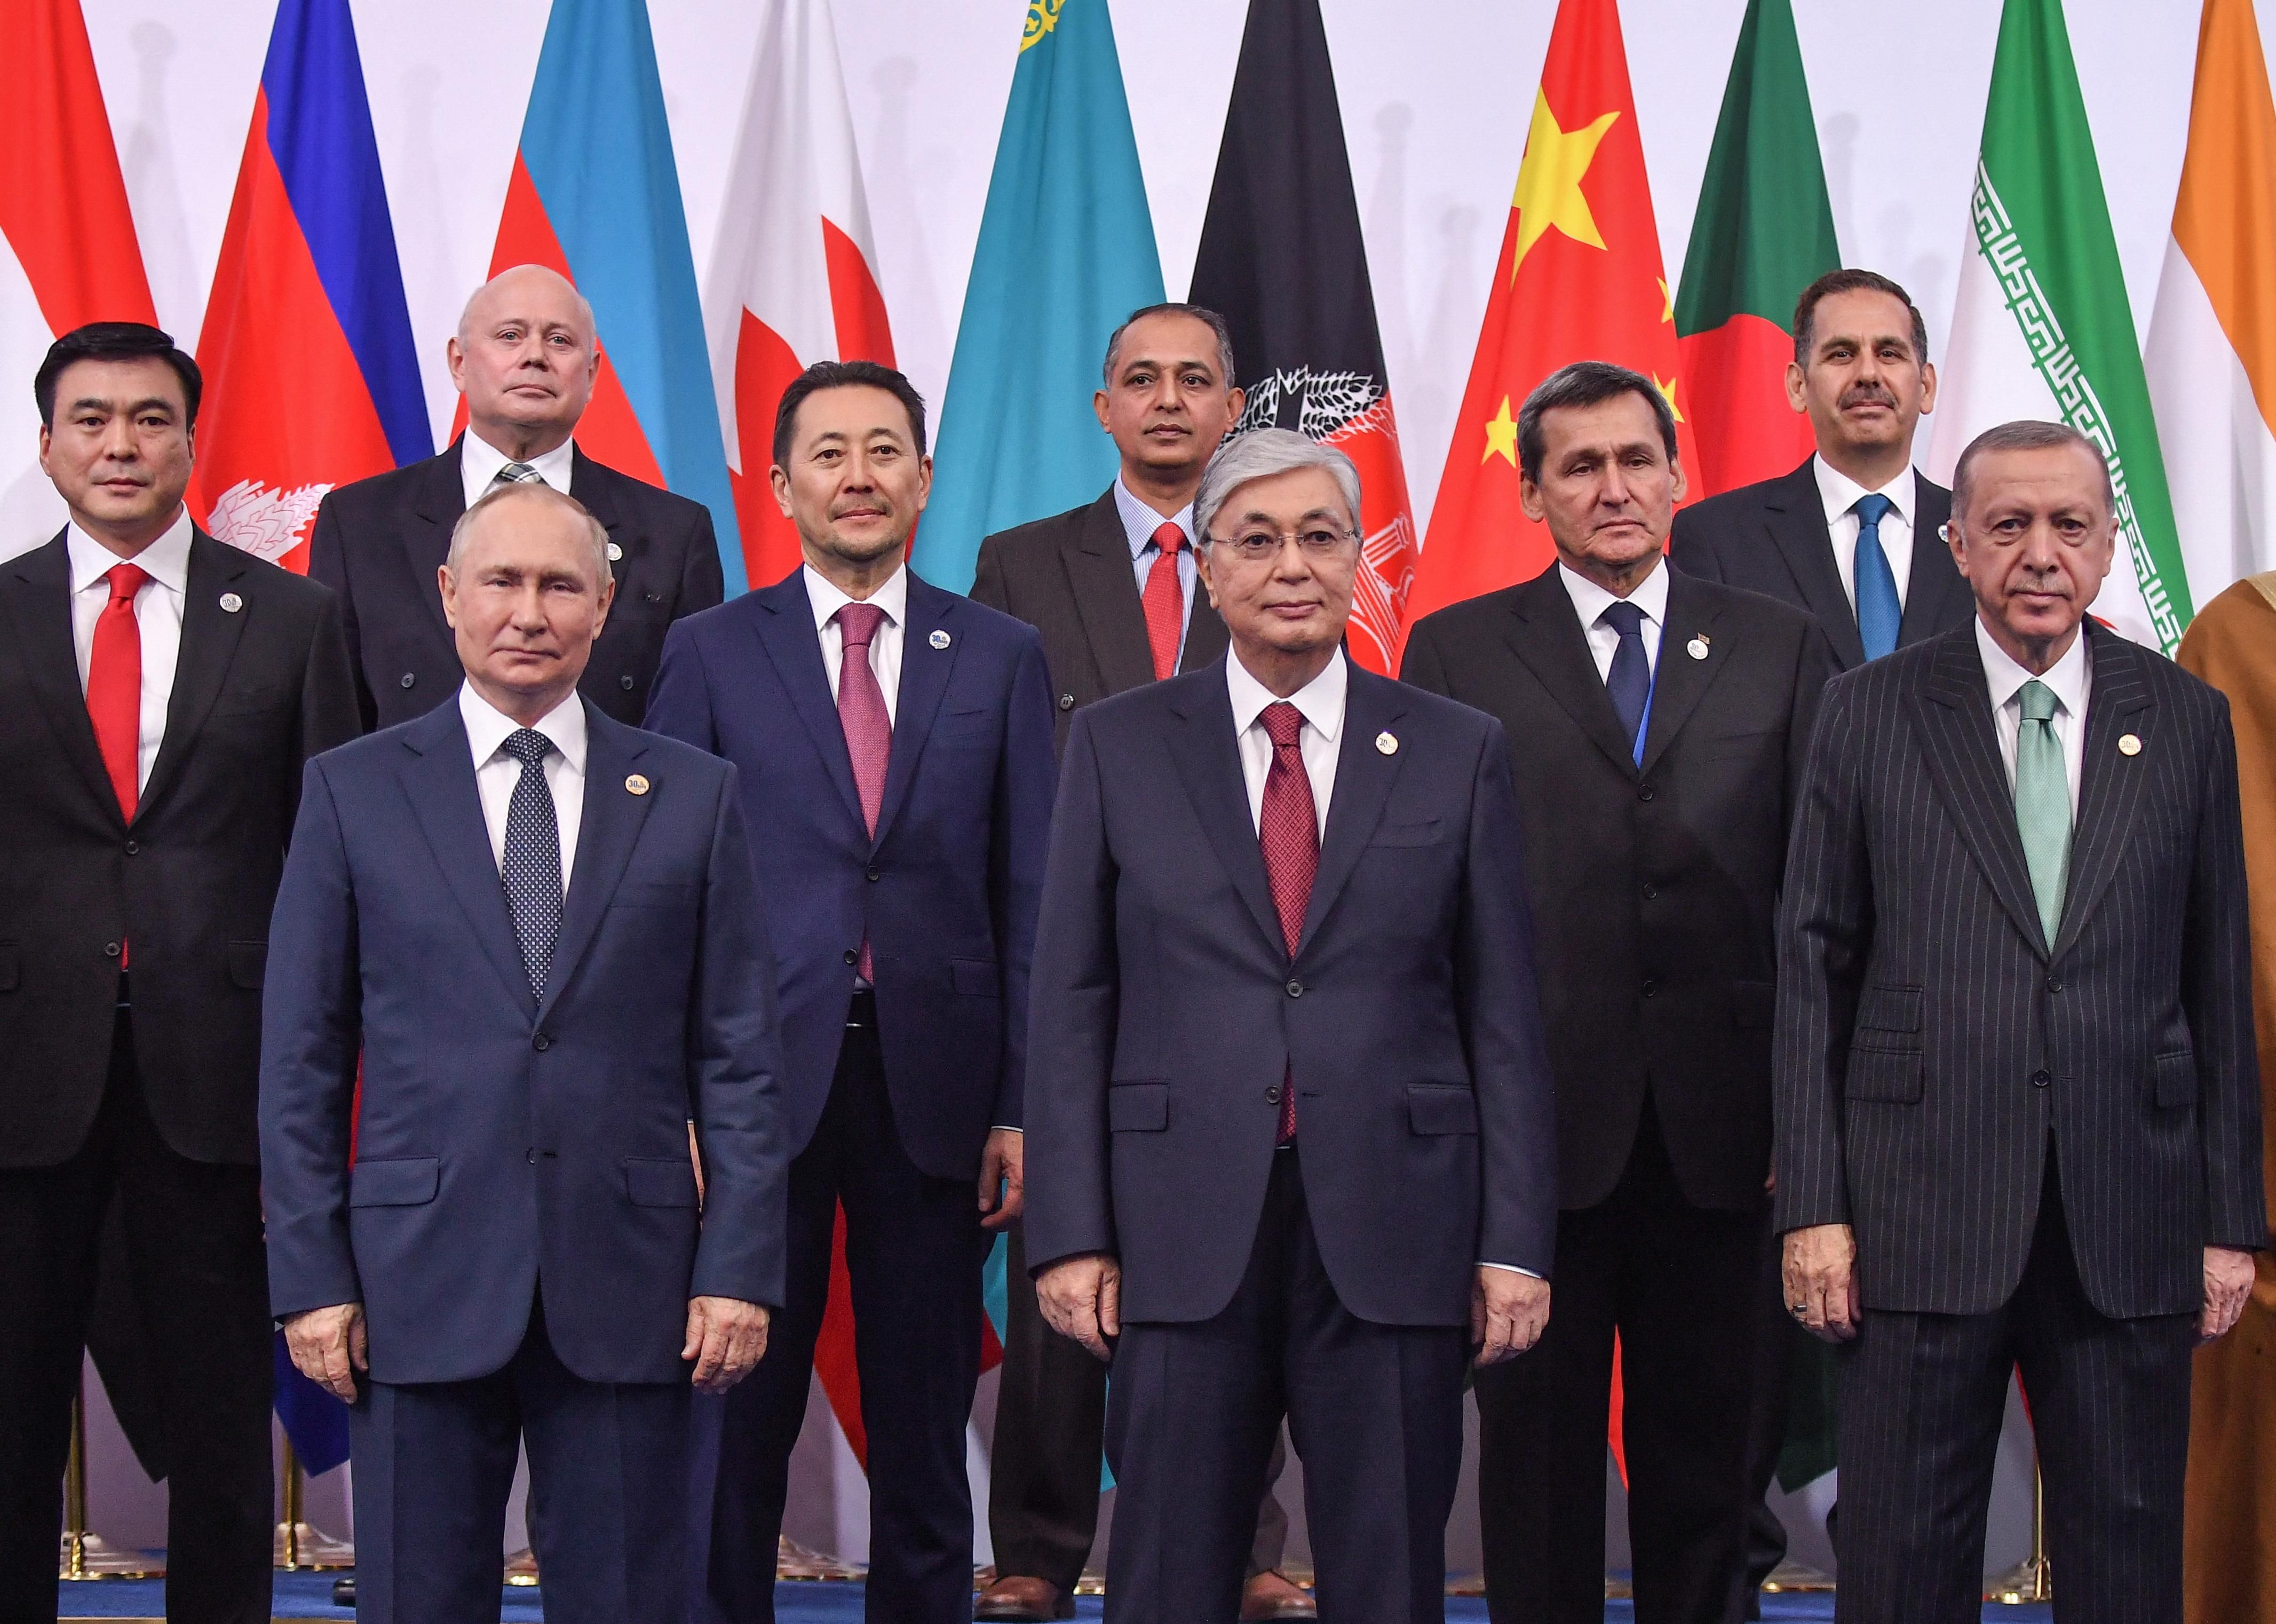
[645,360,1058,1622]
[260,480,788,1624]
[1023,429,1559,1622]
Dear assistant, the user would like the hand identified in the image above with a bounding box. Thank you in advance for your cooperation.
[1036,1252,1120,1361]
[2200,1246,2257,1343]
[283,1303,368,1402]
[979,1128,1024,1232]
[683,1296,771,1393]
[1783,1224,1861,1343]
[1471,1268,1551,1365]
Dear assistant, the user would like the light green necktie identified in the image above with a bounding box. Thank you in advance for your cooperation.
[2015,679,2071,945]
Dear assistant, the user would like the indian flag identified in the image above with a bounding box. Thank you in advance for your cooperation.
[2145,0,2276,611]
[1925,0,2188,653]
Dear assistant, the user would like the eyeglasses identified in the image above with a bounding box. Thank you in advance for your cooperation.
[1204,526,1360,565]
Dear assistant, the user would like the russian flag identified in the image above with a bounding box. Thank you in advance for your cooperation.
[475,0,743,593]
[189,0,431,574]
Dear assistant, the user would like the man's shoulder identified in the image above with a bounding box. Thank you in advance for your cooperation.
[2101,624,2227,722]
[1370,663,1500,745]
[921,576,1046,656]
[320,447,455,521]
[574,453,711,533]
[1672,461,1813,539]
[1679,573,1818,638]
[980,495,1105,563]
[195,531,338,617]
[598,708,734,787]
[1403,577,1533,654]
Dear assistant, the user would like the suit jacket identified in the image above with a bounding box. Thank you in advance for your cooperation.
[1669,457,1970,671]
[1402,566,1831,1210]
[1775,622,2265,1319]
[307,438,725,732]
[643,569,1057,1181]
[259,699,788,1386]
[0,528,359,1168]
[971,489,1230,754]
[1023,660,1558,1326]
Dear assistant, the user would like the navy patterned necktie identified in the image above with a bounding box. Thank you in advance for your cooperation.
[1600,600,1651,757]
[499,728,563,999]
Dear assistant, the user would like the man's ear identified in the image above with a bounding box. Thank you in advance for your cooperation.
[1518,477,1547,525]
[437,564,459,630]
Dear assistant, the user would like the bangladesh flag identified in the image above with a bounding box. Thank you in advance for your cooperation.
[1673,0,1839,500]
[1925,0,2190,652]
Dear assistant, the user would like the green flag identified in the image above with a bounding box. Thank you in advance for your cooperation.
[1925,0,2190,652]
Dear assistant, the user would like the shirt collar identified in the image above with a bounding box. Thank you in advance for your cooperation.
[1226,646,1347,744]
[1557,556,1669,631]
[1112,478,1196,560]
[68,508,194,596]
[804,561,909,633]
[1974,616,2091,721]
[458,680,588,776]
[1813,455,1916,530]
[462,430,577,497]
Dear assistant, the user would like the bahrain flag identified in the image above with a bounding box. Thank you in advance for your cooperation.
[707,0,895,593]
[1402,0,1697,629]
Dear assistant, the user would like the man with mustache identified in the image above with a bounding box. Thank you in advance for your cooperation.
[645,361,1058,1623]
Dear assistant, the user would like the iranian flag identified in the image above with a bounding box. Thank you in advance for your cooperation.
[1924,0,2188,653]
[2145,0,2276,608]
[1672,0,1839,499]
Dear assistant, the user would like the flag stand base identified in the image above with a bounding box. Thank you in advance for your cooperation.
[1762,1559,1836,1593]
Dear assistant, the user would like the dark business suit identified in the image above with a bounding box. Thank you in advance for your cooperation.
[969,489,1247,1592]
[646,568,1057,1622]
[308,437,724,732]
[1402,565,1829,1623]
[260,698,788,1624]
[0,528,358,1623]
[1025,659,1557,1623]
[1777,622,2264,1622]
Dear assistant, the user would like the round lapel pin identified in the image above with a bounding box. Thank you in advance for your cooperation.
[606,541,623,563]
[219,592,244,614]
[2118,733,2142,757]
[1376,730,1399,756]
[625,773,651,796]
[1686,636,1709,660]
[929,629,952,650]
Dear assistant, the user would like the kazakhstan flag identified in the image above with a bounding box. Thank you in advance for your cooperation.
[913,0,1164,590]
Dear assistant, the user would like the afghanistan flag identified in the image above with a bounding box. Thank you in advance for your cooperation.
[1924,0,2187,651]
[1673,0,1839,500]
[1186,0,1417,676]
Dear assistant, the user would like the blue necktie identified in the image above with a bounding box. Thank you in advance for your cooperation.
[499,728,563,1000]
[1601,600,1651,758]
[1853,492,1901,661]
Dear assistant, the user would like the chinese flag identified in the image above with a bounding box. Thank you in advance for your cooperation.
[1401,0,1697,635]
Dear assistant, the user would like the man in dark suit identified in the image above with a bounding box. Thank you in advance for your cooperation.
[1778,421,2264,1624]
[0,322,359,1623]
[1403,362,1830,1624]
[262,479,786,1624]
[308,263,723,733]
[1025,427,1558,1623]
[645,360,1057,1623]
[970,304,1310,1623]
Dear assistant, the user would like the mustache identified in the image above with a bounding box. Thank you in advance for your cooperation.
[1840,384,1899,409]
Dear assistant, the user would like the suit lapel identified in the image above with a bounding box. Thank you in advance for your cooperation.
[567,447,628,554]
[1503,569,1638,779]
[1296,669,1407,956]
[1064,493,1157,694]
[1,534,117,818]
[1763,462,1867,670]
[136,533,250,821]
[2050,625,2155,959]
[1165,668,1286,959]
[1637,572,1729,777]
[400,704,533,1011]
[1897,479,1958,647]
[872,575,957,851]
[538,708,655,1024]
[406,442,468,644]
[1910,628,2050,958]
[749,575,866,835]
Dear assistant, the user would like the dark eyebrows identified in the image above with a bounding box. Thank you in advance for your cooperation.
[68,395,177,418]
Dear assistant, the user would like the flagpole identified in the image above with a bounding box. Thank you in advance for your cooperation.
[272,1433,354,1571]
[58,1375,162,1580]
[1985,1457,2050,1604]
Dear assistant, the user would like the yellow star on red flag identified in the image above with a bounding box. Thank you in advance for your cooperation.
[1510,90,1620,280]
[1482,396,1519,466]
[1653,372,1684,422]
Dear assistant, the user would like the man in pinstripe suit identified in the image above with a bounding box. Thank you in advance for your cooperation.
[1775,419,2264,1623]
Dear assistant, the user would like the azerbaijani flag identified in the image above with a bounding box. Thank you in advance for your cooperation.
[190,0,431,574]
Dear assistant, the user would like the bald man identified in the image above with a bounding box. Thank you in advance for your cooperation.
[310,265,725,732]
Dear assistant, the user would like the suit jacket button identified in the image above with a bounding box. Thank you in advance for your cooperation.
[1637,785,1655,802]
[2046,976,2063,994]
[1059,693,1075,711]
[399,672,416,690]
[844,949,859,966]
[866,866,881,882]
[533,1033,552,1052]
[1266,1084,1282,1105]
[620,674,636,691]
[104,941,122,958]
[2030,1068,2052,1088]
[1642,979,1658,998]
[1640,882,1656,900]
[124,841,138,856]
[1286,979,1303,997]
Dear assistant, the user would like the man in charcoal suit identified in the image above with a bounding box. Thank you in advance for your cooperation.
[1777,421,2264,1623]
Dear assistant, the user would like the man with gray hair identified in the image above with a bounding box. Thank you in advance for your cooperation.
[1024,427,1556,1621]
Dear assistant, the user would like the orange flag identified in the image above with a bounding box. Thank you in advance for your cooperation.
[1402,0,1698,637]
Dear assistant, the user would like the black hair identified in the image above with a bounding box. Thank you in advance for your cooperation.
[1100,303,1238,389]
[1517,361,1678,484]
[1792,268,1931,370]
[771,360,927,468]
[36,322,203,430]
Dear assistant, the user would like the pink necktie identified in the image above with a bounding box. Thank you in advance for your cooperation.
[836,603,892,980]
[1258,702,1317,1143]
[1141,522,1185,682]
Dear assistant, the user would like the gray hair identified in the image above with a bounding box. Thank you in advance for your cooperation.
[456,265,596,347]
[447,480,612,588]
[1951,419,2115,519]
[1193,428,1362,546]
[1101,303,1237,390]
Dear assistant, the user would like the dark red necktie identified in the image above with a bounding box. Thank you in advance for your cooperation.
[1141,521,1185,682]
[88,563,149,821]
[835,602,892,980]
[1258,702,1318,1143]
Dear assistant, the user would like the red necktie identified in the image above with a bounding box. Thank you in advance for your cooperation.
[1258,702,1318,1143]
[836,602,892,980]
[1141,521,1186,682]
[88,563,150,821]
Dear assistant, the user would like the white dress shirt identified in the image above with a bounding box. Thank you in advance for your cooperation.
[1113,478,1198,662]
[1814,456,1917,614]
[1976,617,2092,819]
[1226,646,1344,838]
[805,563,908,723]
[459,682,588,887]
[460,430,577,509]
[1558,557,1669,682]
[68,510,192,795]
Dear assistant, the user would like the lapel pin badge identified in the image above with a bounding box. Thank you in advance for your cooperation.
[218,592,243,614]
[606,541,623,563]
[1376,730,1399,756]
[929,628,952,650]
[625,773,651,796]
[1687,635,1709,660]
[2119,733,2142,757]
